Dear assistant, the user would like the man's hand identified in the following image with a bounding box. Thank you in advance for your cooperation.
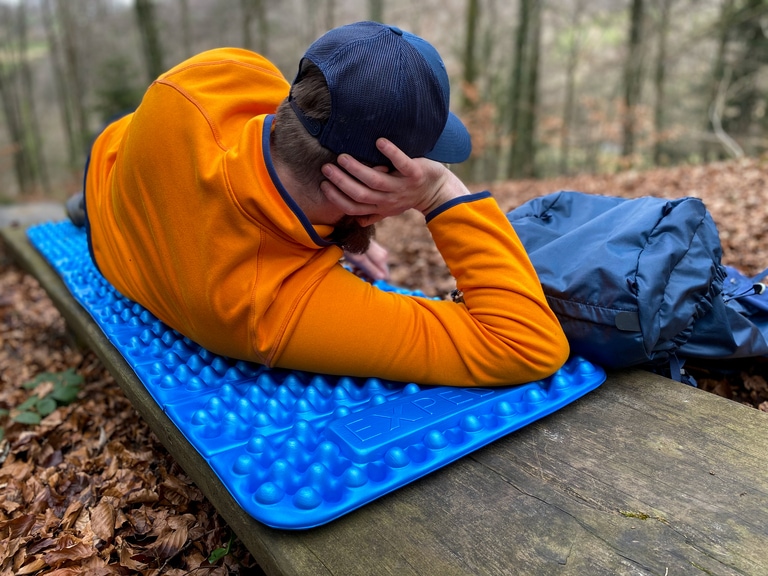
[343,239,390,281]
[320,138,471,226]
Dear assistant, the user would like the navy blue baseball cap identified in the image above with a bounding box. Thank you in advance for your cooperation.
[289,21,471,166]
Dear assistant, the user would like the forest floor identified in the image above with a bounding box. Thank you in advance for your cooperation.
[1,157,768,574]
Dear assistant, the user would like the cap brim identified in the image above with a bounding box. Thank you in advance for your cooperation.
[424,112,472,164]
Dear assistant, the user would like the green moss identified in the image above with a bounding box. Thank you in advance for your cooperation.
[620,509,650,520]
[619,509,668,523]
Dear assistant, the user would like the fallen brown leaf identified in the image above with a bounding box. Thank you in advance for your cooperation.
[44,541,95,568]
[90,498,117,542]
[15,555,46,574]
[150,524,189,561]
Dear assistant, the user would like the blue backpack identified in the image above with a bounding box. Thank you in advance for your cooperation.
[507,191,768,376]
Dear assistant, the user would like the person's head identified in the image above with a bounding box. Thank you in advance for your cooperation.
[288,21,471,167]
[272,62,376,253]
[272,61,335,190]
[272,21,472,251]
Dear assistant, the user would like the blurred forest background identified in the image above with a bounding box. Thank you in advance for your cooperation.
[0,0,766,201]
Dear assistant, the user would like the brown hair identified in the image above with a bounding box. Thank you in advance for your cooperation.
[271,62,336,189]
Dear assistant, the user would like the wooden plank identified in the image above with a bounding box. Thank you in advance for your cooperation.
[3,224,768,576]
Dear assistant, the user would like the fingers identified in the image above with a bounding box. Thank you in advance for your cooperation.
[343,240,390,280]
[374,138,416,177]
[320,173,378,216]
[320,139,443,219]
[334,139,416,186]
[321,159,399,214]
[366,240,390,273]
[345,252,387,280]
[321,139,421,201]
[335,155,392,192]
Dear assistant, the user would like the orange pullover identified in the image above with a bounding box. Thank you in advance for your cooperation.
[85,48,569,387]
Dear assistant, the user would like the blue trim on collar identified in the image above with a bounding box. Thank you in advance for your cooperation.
[425,191,492,223]
[262,115,334,247]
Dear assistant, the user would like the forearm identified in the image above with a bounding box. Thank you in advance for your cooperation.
[277,195,569,386]
[425,194,570,382]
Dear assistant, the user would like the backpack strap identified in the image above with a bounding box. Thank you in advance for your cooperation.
[669,355,697,387]
[723,265,768,302]
[751,267,768,284]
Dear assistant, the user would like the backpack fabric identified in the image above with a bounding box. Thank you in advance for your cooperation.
[506,191,768,372]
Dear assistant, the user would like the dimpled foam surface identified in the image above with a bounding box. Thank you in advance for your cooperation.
[27,221,606,529]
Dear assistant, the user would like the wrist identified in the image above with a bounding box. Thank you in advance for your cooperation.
[419,171,471,216]
[424,190,492,222]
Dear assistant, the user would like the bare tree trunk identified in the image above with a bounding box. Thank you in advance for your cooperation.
[482,0,502,181]
[622,0,645,160]
[41,0,79,171]
[559,0,585,175]
[56,0,91,160]
[134,0,165,82]
[324,0,336,31]
[178,0,193,57]
[0,6,35,195]
[723,0,768,154]
[17,0,51,194]
[507,0,541,178]
[242,0,268,54]
[457,0,480,181]
[652,0,673,165]
[462,0,480,111]
[519,0,541,178]
[302,0,322,48]
[241,0,254,50]
[369,0,384,22]
[506,0,530,177]
[255,0,268,55]
[702,0,733,161]
[0,74,33,195]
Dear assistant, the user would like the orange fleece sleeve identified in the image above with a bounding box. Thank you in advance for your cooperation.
[276,194,569,387]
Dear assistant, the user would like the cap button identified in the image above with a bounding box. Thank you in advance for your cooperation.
[389,25,403,36]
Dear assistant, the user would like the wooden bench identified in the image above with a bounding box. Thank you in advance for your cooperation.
[3,224,767,576]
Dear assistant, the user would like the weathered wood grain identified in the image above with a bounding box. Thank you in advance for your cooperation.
[3,224,767,576]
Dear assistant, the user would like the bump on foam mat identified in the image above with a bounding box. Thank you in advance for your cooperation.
[27,221,605,529]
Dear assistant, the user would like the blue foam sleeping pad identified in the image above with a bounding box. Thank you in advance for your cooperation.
[27,221,605,529]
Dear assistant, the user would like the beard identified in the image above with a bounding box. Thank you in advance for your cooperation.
[330,215,375,254]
